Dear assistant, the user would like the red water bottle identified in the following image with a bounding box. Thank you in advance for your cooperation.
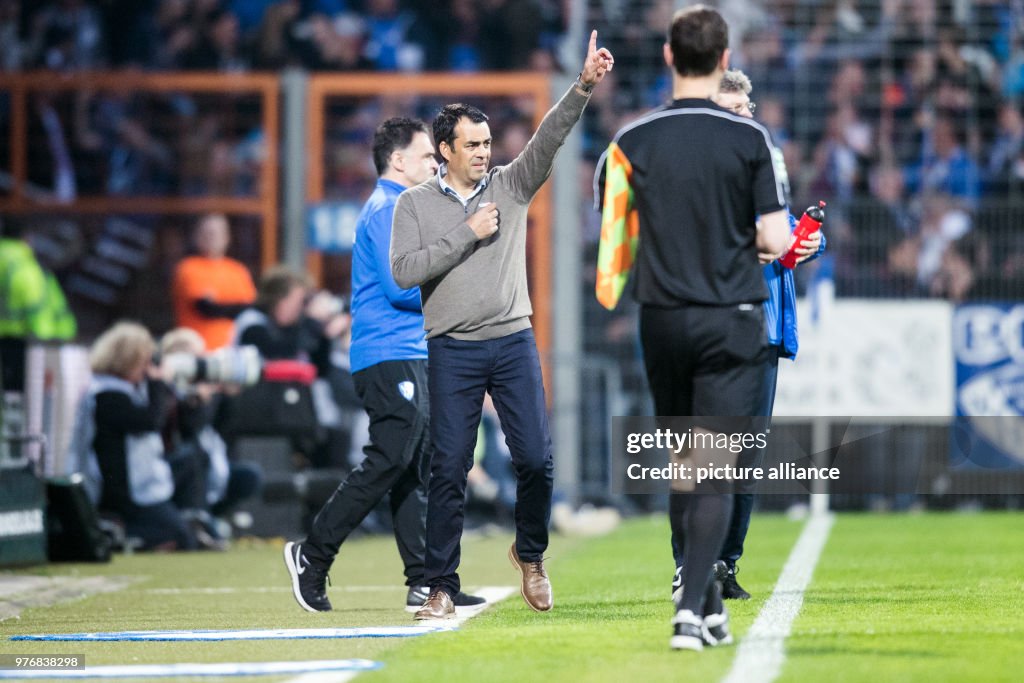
[778,201,826,269]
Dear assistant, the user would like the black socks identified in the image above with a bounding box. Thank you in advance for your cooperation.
[669,493,732,615]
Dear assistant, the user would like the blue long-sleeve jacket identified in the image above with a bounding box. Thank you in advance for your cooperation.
[349,179,427,373]
[763,212,826,359]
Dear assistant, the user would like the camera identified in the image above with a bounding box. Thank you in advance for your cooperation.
[160,345,263,389]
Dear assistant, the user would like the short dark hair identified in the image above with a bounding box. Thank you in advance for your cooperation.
[255,265,309,313]
[372,117,430,176]
[432,104,489,156]
[668,5,729,77]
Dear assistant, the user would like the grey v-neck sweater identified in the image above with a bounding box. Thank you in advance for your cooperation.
[390,85,590,341]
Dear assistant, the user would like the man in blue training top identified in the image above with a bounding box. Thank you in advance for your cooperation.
[283,118,483,613]
[671,70,826,601]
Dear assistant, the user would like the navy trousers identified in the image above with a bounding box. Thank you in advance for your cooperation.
[424,329,554,597]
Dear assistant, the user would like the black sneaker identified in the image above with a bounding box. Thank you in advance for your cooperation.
[453,591,487,611]
[283,541,331,612]
[669,608,704,651]
[405,585,430,612]
[721,564,751,600]
[671,565,684,604]
[405,586,487,613]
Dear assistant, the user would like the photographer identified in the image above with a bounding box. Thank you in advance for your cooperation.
[232,266,347,376]
[159,328,263,540]
[230,266,352,468]
[70,322,198,551]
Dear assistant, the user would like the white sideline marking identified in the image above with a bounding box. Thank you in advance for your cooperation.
[281,586,516,683]
[143,585,497,595]
[12,626,452,642]
[720,513,834,683]
[450,586,516,625]
[146,586,373,595]
[0,660,380,679]
[284,674,358,683]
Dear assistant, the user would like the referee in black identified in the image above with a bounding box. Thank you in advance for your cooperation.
[596,6,790,651]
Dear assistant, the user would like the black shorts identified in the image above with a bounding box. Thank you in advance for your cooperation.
[640,302,768,424]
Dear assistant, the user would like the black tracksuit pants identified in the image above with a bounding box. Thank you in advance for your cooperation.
[304,359,430,587]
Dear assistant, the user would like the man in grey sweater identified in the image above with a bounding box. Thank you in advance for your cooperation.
[391,31,613,620]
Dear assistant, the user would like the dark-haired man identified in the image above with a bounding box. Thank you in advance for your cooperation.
[284,117,483,615]
[391,32,613,620]
[669,69,826,602]
[596,6,790,651]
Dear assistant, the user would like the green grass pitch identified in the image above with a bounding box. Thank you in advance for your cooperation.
[1,512,1021,682]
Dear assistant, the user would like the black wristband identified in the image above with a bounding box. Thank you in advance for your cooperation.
[574,73,594,94]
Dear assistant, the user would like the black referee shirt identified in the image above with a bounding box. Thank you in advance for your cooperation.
[597,98,788,307]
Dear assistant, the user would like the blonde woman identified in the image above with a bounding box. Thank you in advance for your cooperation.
[80,322,197,551]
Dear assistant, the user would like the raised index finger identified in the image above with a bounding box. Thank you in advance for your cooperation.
[589,29,597,56]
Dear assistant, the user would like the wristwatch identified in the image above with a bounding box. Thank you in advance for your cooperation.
[574,73,594,94]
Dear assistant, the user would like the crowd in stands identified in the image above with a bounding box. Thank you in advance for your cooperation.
[582,0,1024,303]
[0,0,564,73]
[5,1,1024,303]
[13,2,1018,546]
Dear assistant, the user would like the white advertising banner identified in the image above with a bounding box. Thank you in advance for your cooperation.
[774,299,954,417]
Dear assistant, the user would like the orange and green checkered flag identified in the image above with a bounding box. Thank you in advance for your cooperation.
[596,142,638,310]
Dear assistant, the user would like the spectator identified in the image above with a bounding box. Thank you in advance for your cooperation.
[101,0,161,68]
[26,0,105,70]
[1002,34,1024,98]
[30,92,77,203]
[930,233,987,302]
[229,0,279,36]
[294,12,373,71]
[172,213,257,351]
[492,117,532,166]
[0,0,24,71]
[363,0,422,71]
[915,192,973,288]
[987,101,1024,192]
[479,0,542,70]
[182,8,248,71]
[885,235,925,297]
[736,23,791,100]
[845,163,917,295]
[444,0,481,71]
[791,0,899,69]
[252,0,301,69]
[808,104,871,202]
[153,0,198,70]
[907,115,982,207]
[76,91,174,196]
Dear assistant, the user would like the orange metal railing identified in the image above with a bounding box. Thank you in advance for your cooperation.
[0,71,280,268]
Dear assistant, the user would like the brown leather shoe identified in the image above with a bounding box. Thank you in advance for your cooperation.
[413,589,455,621]
[508,543,553,612]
